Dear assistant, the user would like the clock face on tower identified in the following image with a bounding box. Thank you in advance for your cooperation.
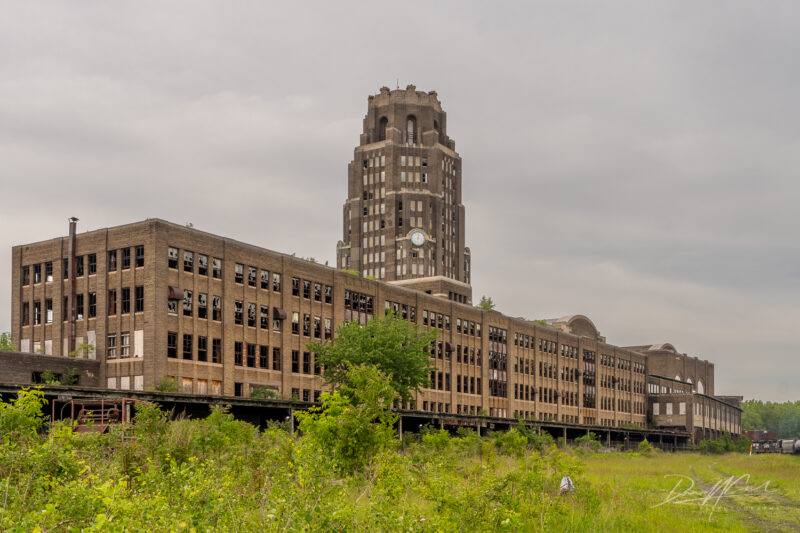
[410,230,426,247]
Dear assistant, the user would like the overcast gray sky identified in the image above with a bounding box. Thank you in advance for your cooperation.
[1,1,797,401]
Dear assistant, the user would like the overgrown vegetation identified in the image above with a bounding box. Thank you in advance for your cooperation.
[477,295,495,310]
[0,385,792,532]
[154,376,179,392]
[696,433,751,454]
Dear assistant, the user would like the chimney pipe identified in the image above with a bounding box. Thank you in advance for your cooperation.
[67,217,78,355]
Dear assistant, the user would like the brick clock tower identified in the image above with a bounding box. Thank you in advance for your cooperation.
[336,85,472,304]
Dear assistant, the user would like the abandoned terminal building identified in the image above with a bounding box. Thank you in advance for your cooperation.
[7,86,741,442]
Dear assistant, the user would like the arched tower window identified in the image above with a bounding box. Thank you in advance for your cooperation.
[406,115,417,144]
[378,117,388,141]
[697,380,704,394]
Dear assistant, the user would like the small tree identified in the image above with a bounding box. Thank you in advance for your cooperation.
[477,296,495,310]
[68,343,95,358]
[0,332,14,351]
[306,312,437,403]
[296,364,398,473]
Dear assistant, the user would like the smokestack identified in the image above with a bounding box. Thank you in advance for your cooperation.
[67,217,78,355]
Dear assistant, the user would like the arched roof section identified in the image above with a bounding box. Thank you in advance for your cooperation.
[553,314,600,339]
[650,343,678,353]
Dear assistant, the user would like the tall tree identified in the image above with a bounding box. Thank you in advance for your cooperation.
[306,313,437,403]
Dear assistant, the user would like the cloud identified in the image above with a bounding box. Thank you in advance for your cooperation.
[0,1,797,400]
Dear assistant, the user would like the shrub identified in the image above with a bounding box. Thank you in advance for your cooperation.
[422,428,451,450]
[295,364,398,473]
[0,387,47,440]
[154,377,179,392]
[493,428,528,457]
[638,438,654,455]
[250,386,277,399]
[574,432,602,452]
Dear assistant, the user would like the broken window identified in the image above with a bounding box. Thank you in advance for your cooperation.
[212,296,221,321]
[22,265,30,285]
[292,350,299,373]
[183,251,193,272]
[212,258,222,279]
[234,301,243,325]
[45,261,53,282]
[302,352,311,374]
[88,292,97,318]
[303,314,310,336]
[292,277,300,296]
[108,290,117,314]
[121,248,131,270]
[273,347,281,370]
[183,290,192,317]
[272,273,281,292]
[45,299,52,323]
[303,280,311,299]
[234,263,244,284]
[247,303,256,327]
[76,294,84,318]
[197,254,208,275]
[248,266,257,287]
[314,282,322,301]
[197,293,207,319]
[259,345,268,368]
[260,269,270,289]
[291,312,299,334]
[234,341,243,366]
[108,250,118,272]
[168,247,178,269]
[260,306,269,329]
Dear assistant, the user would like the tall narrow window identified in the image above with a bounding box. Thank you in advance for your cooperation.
[88,292,97,318]
[197,293,207,319]
[121,248,130,269]
[260,306,269,329]
[45,262,53,282]
[33,264,41,283]
[135,246,144,267]
[88,254,96,275]
[247,303,256,327]
[260,269,270,289]
[108,290,117,314]
[234,263,244,284]
[45,299,53,323]
[406,116,416,144]
[76,294,84,318]
[183,290,192,317]
[378,116,387,141]
[167,332,177,358]
[248,266,257,287]
[168,247,178,269]
[107,334,117,359]
[212,258,222,279]
[183,251,193,272]
[272,347,281,370]
[121,332,130,357]
[212,296,222,321]
[212,338,221,363]
[197,336,207,362]
[234,301,243,325]
[183,334,193,360]
[135,286,144,312]
[108,250,117,272]
[22,265,30,285]
[121,287,131,314]
[22,302,30,326]
[273,272,281,292]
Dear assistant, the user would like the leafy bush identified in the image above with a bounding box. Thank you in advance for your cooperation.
[638,438,654,455]
[493,428,528,456]
[295,364,398,473]
[575,432,602,452]
[154,376,179,392]
[422,428,451,450]
[250,386,277,399]
[0,387,47,440]
[696,432,750,454]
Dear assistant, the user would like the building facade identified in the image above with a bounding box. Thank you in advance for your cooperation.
[7,87,741,439]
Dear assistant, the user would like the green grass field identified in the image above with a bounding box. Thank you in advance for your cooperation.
[576,452,800,532]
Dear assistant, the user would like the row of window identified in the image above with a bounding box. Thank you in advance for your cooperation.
[106,332,135,359]
[21,287,143,325]
[167,332,222,363]
[168,247,223,278]
[290,313,332,339]
[21,246,144,285]
[290,278,332,302]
